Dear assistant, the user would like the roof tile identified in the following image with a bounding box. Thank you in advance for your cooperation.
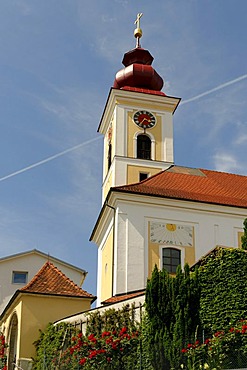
[114,166,247,208]
[102,290,145,305]
[20,261,95,299]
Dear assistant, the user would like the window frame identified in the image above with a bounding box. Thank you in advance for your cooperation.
[160,246,183,273]
[12,271,28,284]
[134,131,155,160]
[139,172,149,182]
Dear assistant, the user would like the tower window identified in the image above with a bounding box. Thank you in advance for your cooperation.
[139,172,149,182]
[108,143,112,170]
[162,248,181,273]
[137,134,151,159]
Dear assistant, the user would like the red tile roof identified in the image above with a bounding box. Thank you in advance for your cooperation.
[102,290,145,305]
[20,261,95,300]
[113,166,247,208]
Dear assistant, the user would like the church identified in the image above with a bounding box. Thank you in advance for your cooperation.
[90,14,247,306]
[1,14,247,369]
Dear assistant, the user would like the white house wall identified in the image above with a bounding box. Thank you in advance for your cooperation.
[111,194,245,296]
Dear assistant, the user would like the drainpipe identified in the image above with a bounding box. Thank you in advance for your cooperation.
[106,203,116,298]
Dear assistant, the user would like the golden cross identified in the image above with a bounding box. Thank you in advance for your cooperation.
[134,13,143,28]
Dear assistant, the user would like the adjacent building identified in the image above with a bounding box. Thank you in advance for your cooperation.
[0,249,87,314]
[0,261,95,369]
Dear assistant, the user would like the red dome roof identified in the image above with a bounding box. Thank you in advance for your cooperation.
[113,46,164,93]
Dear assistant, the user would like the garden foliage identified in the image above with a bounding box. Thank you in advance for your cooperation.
[32,219,247,369]
[0,332,7,370]
[33,304,140,369]
[182,319,247,369]
[198,247,247,334]
[144,264,200,370]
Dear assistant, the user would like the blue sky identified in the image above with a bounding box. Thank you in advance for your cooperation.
[0,1,247,296]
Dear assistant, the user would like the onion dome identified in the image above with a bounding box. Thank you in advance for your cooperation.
[113,13,165,95]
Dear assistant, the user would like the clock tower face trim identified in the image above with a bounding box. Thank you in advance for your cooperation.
[133,110,156,129]
[150,221,194,247]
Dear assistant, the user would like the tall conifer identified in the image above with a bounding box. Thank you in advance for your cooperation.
[145,264,200,369]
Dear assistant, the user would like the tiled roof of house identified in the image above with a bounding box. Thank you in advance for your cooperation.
[102,290,145,305]
[20,261,95,300]
[114,166,247,208]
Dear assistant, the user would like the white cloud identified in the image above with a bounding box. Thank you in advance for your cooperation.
[213,151,243,174]
[235,134,247,145]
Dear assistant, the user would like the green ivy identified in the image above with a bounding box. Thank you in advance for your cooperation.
[33,322,71,370]
[198,247,247,334]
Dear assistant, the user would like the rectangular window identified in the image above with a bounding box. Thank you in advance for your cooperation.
[12,271,28,284]
[162,248,181,273]
[139,172,149,182]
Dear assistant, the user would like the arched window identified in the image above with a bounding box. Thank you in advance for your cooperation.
[162,247,181,273]
[137,134,151,160]
[8,313,18,370]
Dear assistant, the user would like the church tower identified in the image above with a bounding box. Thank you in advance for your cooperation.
[98,14,180,202]
[92,14,182,305]
[91,15,247,307]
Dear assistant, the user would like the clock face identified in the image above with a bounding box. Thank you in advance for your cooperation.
[133,110,156,128]
[150,222,193,246]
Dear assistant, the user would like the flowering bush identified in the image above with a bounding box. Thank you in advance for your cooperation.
[181,320,247,369]
[33,305,140,370]
[53,326,139,369]
[0,333,7,370]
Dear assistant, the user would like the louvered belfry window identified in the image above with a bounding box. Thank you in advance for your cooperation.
[137,134,151,159]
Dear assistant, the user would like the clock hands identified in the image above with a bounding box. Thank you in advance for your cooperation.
[140,117,151,124]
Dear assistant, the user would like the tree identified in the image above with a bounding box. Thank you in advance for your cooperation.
[144,264,200,370]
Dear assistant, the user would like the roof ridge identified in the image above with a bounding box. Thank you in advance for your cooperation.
[109,165,247,208]
[0,249,86,273]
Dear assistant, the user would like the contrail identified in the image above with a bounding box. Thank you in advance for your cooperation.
[180,74,247,105]
[1,74,246,183]
[0,136,101,182]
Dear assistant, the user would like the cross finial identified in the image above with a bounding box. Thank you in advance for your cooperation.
[134,13,143,29]
[134,13,143,48]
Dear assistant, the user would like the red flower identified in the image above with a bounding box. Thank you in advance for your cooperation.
[181,348,187,353]
[105,336,113,344]
[119,327,127,336]
[102,331,111,338]
[214,331,224,337]
[79,358,87,365]
[88,333,97,343]
[89,350,98,358]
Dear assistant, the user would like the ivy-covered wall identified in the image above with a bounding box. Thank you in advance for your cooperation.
[198,247,247,334]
